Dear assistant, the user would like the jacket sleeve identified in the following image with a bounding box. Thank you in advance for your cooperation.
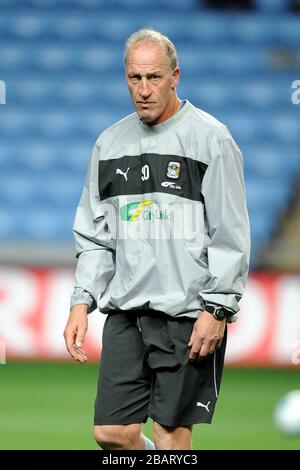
[70,143,116,313]
[199,131,250,316]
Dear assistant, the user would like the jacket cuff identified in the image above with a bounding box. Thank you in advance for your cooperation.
[70,287,97,314]
[200,293,240,323]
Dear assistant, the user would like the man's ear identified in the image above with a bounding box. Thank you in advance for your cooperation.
[172,66,180,88]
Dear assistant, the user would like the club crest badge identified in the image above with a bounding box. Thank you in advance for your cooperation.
[166,161,181,179]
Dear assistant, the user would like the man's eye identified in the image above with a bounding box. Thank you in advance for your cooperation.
[150,76,159,81]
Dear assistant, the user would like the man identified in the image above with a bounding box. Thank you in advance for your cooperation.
[63,28,250,450]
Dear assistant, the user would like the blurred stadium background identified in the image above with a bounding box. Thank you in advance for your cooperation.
[0,0,300,450]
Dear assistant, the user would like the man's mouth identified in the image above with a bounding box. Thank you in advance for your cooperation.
[137,102,155,106]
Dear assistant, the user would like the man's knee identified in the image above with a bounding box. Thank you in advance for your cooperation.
[93,424,143,450]
[153,422,192,450]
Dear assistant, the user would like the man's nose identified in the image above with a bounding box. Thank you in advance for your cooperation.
[139,79,152,99]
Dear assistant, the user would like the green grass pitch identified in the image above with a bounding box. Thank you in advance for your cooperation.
[0,362,299,449]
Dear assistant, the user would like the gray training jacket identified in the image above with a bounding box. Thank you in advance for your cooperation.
[71,100,250,320]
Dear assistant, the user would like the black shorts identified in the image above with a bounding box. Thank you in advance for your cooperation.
[94,310,227,427]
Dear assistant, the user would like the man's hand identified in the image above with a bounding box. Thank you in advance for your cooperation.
[188,310,226,362]
[63,304,88,363]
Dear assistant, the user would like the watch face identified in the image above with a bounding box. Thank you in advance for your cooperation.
[215,308,226,319]
[205,304,226,319]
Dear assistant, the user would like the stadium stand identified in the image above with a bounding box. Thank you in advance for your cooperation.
[0,0,299,265]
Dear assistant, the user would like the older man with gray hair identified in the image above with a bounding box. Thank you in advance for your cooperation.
[64,28,250,450]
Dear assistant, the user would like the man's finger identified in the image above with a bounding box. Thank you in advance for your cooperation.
[64,328,87,362]
[73,344,88,363]
[189,349,198,362]
[75,328,87,349]
[188,329,195,348]
[208,343,217,355]
[198,343,212,359]
[189,338,204,362]
[63,327,77,358]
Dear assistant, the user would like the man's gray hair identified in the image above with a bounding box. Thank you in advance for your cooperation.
[124,28,179,70]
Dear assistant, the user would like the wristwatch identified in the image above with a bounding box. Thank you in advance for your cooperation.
[205,303,228,321]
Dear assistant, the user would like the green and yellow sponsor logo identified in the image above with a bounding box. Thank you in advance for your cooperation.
[120,200,170,221]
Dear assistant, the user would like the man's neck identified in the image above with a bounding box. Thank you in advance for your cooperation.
[148,96,182,126]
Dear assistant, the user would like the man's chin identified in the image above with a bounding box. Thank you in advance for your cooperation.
[139,113,157,125]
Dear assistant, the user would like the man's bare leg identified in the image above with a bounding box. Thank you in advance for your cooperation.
[94,424,153,450]
[153,422,192,450]
[94,424,145,450]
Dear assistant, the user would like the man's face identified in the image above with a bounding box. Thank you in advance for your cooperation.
[126,42,179,125]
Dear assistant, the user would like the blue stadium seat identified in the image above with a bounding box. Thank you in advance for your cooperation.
[22,208,75,241]
[249,210,277,249]
[246,175,292,222]
[253,0,291,12]
[0,0,198,11]
[0,209,17,240]
[245,144,300,178]
[41,172,83,208]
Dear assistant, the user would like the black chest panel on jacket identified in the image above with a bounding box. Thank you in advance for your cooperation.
[98,153,207,202]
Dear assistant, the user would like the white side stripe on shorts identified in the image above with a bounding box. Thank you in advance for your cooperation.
[213,351,218,398]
